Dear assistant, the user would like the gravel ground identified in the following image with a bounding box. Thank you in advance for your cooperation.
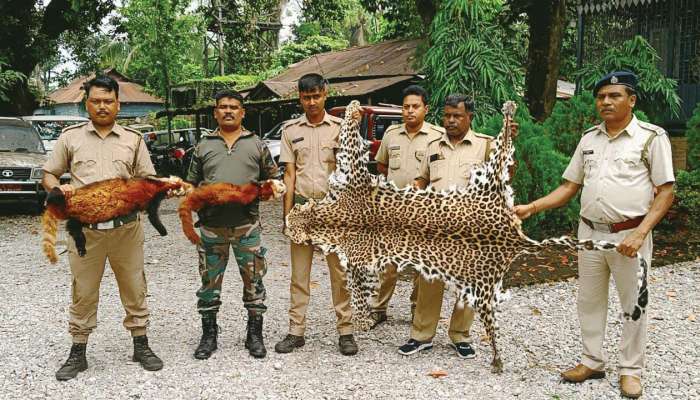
[1,198,698,399]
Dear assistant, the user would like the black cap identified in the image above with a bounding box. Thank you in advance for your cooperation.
[593,71,638,96]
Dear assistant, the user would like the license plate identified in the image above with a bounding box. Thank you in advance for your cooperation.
[0,184,23,191]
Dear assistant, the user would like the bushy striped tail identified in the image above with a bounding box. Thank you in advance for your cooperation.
[42,207,60,264]
[522,235,648,322]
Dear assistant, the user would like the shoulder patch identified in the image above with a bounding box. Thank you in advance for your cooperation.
[61,122,87,133]
[638,121,667,136]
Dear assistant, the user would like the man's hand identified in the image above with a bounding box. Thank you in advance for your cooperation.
[58,184,75,198]
[351,107,363,122]
[617,230,646,258]
[506,116,519,138]
[513,203,536,220]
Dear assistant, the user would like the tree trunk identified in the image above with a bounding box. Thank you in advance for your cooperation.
[415,0,438,27]
[524,0,568,122]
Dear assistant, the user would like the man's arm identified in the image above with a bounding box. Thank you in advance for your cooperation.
[41,133,73,196]
[282,162,296,228]
[617,182,674,257]
[514,179,581,219]
[185,145,203,186]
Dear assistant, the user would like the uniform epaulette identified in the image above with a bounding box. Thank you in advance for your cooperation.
[473,131,494,140]
[327,114,343,124]
[384,124,403,134]
[281,118,298,128]
[429,125,446,134]
[638,121,667,136]
[583,125,599,135]
[61,122,87,134]
[121,126,142,136]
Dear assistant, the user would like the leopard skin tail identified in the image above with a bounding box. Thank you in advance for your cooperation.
[521,235,648,322]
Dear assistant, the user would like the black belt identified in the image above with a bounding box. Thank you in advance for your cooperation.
[86,212,138,230]
[581,215,645,234]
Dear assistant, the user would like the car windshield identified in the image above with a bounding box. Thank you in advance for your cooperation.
[0,124,45,153]
[263,122,283,140]
[30,120,84,140]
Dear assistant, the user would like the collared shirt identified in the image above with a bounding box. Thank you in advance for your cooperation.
[417,129,492,191]
[43,121,155,189]
[187,128,277,227]
[563,116,675,224]
[279,112,342,199]
[375,121,444,188]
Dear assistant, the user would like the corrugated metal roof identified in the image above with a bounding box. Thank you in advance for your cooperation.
[47,69,163,105]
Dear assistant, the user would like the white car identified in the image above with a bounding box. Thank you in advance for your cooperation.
[22,115,89,153]
[262,121,284,177]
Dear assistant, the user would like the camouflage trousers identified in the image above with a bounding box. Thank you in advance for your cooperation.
[197,223,267,316]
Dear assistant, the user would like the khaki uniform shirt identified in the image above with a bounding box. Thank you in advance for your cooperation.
[562,116,675,224]
[279,112,342,199]
[375,122,444,188]
[43,121,155,188]
[417,129,492,191]
[187,128,277,227]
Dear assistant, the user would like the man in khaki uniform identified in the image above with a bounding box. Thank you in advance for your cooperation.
[372,85,444,328]
[398,94,494,359]
[42,76,163,381]
[515,71,675,399]
[275,73,359,356]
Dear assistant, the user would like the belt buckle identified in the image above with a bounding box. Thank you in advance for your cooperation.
[591,221,612,233]
[96,220,115,230]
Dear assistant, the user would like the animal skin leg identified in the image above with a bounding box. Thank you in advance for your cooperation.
[66,218,86,257]
[479,297,503,374]
[146,191,168,236]
[347,265,374,331]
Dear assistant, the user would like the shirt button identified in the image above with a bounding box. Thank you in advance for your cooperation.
[596,197,601,201]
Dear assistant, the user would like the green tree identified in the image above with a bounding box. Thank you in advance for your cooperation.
[121,0,205,99]
[421,0,523,123]
[274,36,349,68]
[0,0,116,114]
[576,35,681,123]
[686,103,700,171]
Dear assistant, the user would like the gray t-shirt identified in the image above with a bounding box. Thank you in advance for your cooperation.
[187,129,277,227]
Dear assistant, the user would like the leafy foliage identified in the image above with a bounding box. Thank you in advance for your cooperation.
[274,36,349,68]
[576,36,681,123]
[421,0,523,124]
[360,0,426,40]
[0,61,26,103]
[685,102,700,171]
[121,0,205,99]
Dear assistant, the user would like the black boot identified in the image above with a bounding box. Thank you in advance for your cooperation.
[132,335,163,371]
[55,343,88,381]
[245,315,266,358]
[194,315,218,360]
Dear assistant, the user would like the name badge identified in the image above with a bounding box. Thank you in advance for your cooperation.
[389,145,400,150]
[582,150,594,155]
[429,153,441,162]
[292,137,304,144]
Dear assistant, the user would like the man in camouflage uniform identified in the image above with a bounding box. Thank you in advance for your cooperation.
[42,75,163,381]
[372,84,444,328]
[186,89,277,359]
[515,71,675,399]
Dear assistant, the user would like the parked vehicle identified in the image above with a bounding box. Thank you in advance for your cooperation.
[0,117,68,209]
[328,105,403,173]
[21,115,89,153]
[144,128,211,178]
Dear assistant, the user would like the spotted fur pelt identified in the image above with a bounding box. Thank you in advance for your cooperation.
[285,100,648,373]
[42,176,193,264]
[178,179,286,245]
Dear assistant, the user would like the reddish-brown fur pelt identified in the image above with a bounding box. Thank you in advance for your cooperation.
[42,177,192,264]
[178,180,283,245]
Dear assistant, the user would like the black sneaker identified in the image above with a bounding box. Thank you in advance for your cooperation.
[451,342,476,359]
[398,339,433,355]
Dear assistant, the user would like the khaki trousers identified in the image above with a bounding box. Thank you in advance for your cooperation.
[67,220,148,343]
[577,223,651,378]
[410,276,475,343]
[373,263,417,314]
[288,242,353,336]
